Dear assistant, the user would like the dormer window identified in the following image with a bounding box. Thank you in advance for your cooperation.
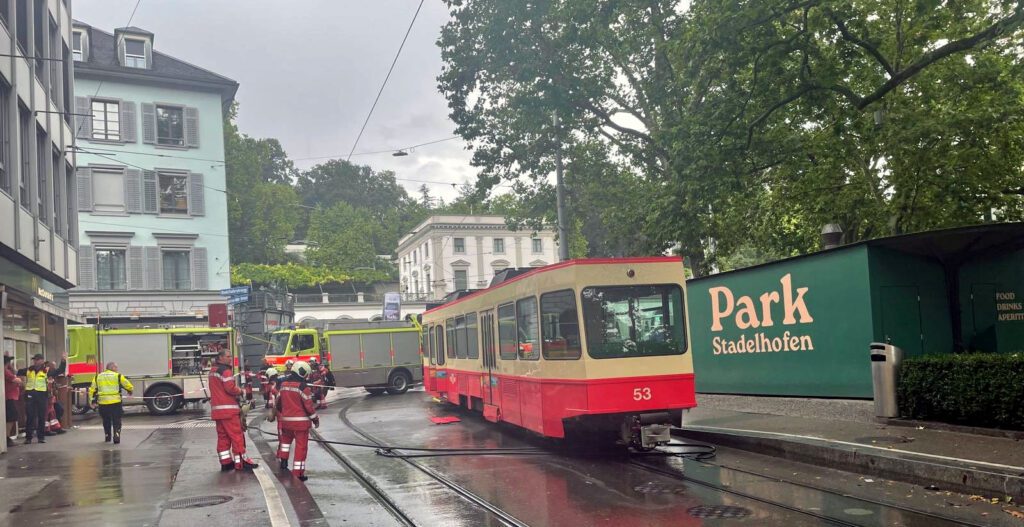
[72,30,85,61]
[124,38,147,68]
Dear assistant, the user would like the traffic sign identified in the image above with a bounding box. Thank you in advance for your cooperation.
[227,295,249,305]
[220,286,250,297]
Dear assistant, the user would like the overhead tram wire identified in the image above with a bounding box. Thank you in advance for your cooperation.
[345,0,426,162]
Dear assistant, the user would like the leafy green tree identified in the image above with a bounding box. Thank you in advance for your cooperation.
[224,104,302,264]
[305,203,382,271]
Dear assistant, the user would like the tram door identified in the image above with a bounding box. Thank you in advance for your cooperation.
[480,310,497,405]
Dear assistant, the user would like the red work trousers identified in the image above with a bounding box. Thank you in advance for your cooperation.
[277,428,310,478]
[215,416,247,467]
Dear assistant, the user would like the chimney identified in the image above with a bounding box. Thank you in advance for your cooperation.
[821,224,843,250]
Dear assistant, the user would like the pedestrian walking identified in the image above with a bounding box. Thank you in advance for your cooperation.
[4,356,22,448]
[209,349,258,471]
[276,360,319,481]
[19,353,65,444]
[88,362,134,444]
[317,362,334,410]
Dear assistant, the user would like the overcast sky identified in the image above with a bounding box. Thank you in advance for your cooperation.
[74,0,474,201]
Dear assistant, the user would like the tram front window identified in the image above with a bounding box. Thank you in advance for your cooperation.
[581,284,686,359]
[267,333,291,356]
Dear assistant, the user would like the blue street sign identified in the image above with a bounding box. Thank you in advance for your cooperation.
[219,286,250,297]
[227,295,249,305]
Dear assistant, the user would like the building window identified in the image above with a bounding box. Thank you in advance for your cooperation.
[424,242,429,258]
[91,100,120,141]
[124,38,146,68]
[532,238,543,254]
[52,149,61,237]
[453,237,465,253]
[72,30,83,61]
[453,269,468,290]
[92,169,125,213]
[0,81,9,195]
[493,238,505,254]
[156,105,184,146]
[162,250,191,290]
[95,248,127,290]
[36,127,47,224]
[159,172,188,214]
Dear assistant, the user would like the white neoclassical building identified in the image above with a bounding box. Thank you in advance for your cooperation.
[396,215,559,300]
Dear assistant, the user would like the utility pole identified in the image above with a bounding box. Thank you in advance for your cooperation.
[553,111,569,261]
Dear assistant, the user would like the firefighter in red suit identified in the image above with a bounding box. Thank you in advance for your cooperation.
[209,349,259,471]
[276,360,319,481]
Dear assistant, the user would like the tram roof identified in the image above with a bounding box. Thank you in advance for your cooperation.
[423,256,683,315]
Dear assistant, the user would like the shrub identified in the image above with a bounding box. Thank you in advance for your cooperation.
[898,353,1024,429]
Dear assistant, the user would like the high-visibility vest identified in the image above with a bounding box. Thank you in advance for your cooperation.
[89,370,134,405]
[25,369,48,392]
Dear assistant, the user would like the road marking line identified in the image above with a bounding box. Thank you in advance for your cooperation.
[683,425,1024,473]
[254,461,291,527]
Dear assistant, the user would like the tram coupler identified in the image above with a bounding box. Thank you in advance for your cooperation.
[625,412,673,450]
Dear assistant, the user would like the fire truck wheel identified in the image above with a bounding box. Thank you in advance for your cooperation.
[385,370,411,395]
[146,387,182,416]
[71,383,93,415]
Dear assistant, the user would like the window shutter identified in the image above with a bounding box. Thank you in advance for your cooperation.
[76,167,92,211]
[127,246,144,290]
[74,96,91,139]
[117,36,126,66]
[143,40,152,69]
[144,246,162,290]
[184,107,200,148]
[142,170,158,213]
[78,245,95,290]
[141,103,156,144]
[191,247,208,290]
[120,101,137,143]
[188,172,205,216]
[124,168,142,213]
[81,31,90,62]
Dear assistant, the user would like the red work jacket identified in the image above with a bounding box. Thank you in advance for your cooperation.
[275,375,317,431]
[208,363,241,420]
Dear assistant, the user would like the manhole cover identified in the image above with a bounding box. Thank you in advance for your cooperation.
[164,496,233,509]
[633,482,687,494]
[688,505,753,519]
[854,436,913,445]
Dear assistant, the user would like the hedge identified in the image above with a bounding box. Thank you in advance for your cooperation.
[898,353,1024,430]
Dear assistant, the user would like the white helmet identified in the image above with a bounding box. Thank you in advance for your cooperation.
[283,359,294,370]
[265,367,278,378]
[293,361,312,379]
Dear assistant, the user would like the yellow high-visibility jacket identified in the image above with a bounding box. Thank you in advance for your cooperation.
[89,370,134,405]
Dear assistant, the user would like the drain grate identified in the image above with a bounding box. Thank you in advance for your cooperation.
[164,495,233,509]
[688,505,753,519]
[634,482,688,495]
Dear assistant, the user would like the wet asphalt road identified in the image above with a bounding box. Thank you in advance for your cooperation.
[274,389,986,527]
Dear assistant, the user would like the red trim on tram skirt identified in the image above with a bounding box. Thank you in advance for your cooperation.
[426,367,696,438]
[423,256,683,315]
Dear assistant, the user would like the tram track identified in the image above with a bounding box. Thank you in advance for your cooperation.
[627,454,991,527]
[320,396,530,527]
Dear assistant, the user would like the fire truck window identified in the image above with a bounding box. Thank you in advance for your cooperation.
[466,313,479,359]
[293,334,315,353]
[497,303,517,360]
[541,289,582,360]
[446,318,456,358]
[516,297,540,360]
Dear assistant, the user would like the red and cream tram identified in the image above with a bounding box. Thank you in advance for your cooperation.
[421,257,696,449]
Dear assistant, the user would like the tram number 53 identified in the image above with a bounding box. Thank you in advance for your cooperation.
[632,387,652,401]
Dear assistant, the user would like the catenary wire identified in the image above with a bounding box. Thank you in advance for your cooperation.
[345,0,426,162]
[74,0,144,138]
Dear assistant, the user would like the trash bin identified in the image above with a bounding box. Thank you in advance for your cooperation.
[870,342,903,418]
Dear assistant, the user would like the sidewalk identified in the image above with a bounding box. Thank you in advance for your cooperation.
[0,409,291,526]
[677,395,1024,500]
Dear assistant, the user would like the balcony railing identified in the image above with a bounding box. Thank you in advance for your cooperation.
[293,292,434,304]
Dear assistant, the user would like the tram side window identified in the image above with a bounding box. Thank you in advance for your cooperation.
[455,315,468,359]
[517,297,540,360]
[446,318,456,358]
[541,289,582,360]
[497,303,517,360]
[580,284,687,359]
[425,324,434,365]
[466,313,479,359]
[434,324,445,366]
